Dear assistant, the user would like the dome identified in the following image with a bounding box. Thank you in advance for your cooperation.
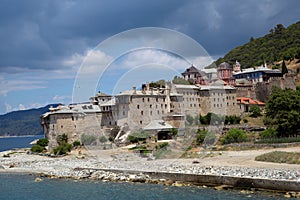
[218,62,231,69]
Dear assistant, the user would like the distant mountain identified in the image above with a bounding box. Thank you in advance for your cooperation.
[0,104,59,136]
[213,21,300,69]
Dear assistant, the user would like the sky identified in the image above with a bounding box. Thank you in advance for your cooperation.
[0,0,299,114]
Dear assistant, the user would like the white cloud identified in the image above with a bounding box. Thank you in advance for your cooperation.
[188,56,214,69]
[78,49,114,75]
[18,104,26,110]
[0,79,46,96]
[117,49,190,71]
[53,95,71,101]
[5,103,12,113]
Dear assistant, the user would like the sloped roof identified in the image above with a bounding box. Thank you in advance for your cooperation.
[96,91,111,97]
[237,97,265,106]
[182,65,200,75]
[143,120,173,130]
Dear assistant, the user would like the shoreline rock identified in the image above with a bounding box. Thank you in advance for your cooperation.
[1,149,300,196]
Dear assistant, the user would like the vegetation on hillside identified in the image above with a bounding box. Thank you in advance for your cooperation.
[263,87,300,137]
[213,22,300,68]
[221,128,248,145]
[0,104,59,136]
[255,151,300,164]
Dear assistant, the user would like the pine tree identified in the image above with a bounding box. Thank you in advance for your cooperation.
[281,60,288,74]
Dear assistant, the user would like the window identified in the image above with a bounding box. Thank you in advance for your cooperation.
[156,98,158,102]
[148,98,150,102]
[150,111,152,115]
[61,125,63,128]
[150,104,152,108]
[142,98,145,102]
[137,105,140,109]
[141,111,144,115]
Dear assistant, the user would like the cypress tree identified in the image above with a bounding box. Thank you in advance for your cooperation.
[281,60,288,74]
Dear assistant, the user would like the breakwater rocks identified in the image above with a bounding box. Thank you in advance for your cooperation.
[39,169,181,186]
[36,167,300,193]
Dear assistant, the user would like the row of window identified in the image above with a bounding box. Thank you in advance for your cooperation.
[140,110,165,116]
[137,104,168,109]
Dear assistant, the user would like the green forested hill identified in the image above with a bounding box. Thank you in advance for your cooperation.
[0,104,58,136]
[214,21,300,68]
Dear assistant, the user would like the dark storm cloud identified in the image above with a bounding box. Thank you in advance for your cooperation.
[0,0,299,73]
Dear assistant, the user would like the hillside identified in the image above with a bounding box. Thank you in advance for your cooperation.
[0,104,59,136]
[214,21,300,69]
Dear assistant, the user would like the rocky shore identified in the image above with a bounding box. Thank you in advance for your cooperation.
[1,148,300,195]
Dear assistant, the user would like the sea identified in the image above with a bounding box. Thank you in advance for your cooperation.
[0,135,43,152]
[0,136,286,200]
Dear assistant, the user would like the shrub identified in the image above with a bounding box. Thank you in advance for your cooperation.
[99,136,108,143]
[249,106,262,118]
[196,130,207,145]
[56,134,68,145]
[81,134,96,145]
[53,143,72,155]
[36,138,49,147]
[127,131,151,143]
[196,130,216,145]
[259,128,277,139]
[31,145,44,153]
[170,128,178,137]
[72,140,81,147]
[225,116,241,125]
[159,142,169,149]
[255,151,300,164]
[221,128,248,144]
[186,114,194,125]
[108,136,114,143]
[255,136,300,144]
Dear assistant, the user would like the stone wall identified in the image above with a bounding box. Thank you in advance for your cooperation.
[46,112,103,150]
[236,75,296,102]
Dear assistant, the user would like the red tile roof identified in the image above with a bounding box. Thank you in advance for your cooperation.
[237,97,265,106]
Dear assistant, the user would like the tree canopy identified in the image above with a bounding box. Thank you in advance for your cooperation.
[263,87,300,137]
[213,21,300,69]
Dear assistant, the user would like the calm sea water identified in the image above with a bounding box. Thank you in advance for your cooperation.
[0,173,285,200]
[0,135,43,152]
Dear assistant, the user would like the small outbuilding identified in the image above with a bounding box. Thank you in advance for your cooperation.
[143,120,174,140]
